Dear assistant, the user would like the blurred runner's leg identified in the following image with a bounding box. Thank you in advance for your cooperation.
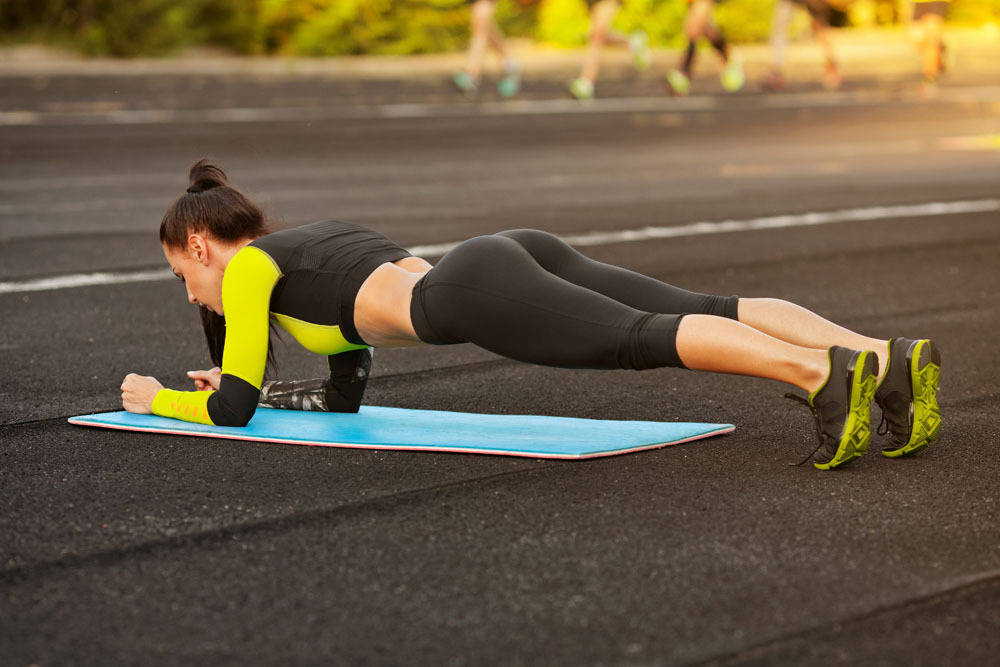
[571,0,648,99]
[455,0,520,97]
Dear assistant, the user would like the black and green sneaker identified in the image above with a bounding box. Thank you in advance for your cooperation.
[786,346,879,470]
[874,337,941,457]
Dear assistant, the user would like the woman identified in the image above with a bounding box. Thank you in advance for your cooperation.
[452,0,521,98]
[568,0,650,101]
[121,160,941,469]
[909,0,950,95]
[665,0,744,97]
[765,0,849,92]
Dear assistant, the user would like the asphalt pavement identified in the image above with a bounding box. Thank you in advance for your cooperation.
[2,31,1000,665]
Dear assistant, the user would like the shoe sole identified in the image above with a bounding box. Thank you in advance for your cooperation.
[882,339,941,458]
[814,350,878,470]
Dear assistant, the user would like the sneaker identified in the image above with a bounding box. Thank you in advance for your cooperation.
[875,338,942,457]
[497,62,521,99]
[569,77,595,100]
[628,30,651,71]
[786,346,879,470]
[666,69,691,96]
[721,54,745,92]
[452,70,479,95]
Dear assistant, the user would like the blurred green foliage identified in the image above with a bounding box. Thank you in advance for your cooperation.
[715,0,776,43]
[948,0,1000,22]
[1,0,997,57]
[536,0,591,45]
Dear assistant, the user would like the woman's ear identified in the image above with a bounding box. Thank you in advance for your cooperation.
[188,234,209,264]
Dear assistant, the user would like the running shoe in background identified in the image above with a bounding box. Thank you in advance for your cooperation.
[629,30,651,71]
[452,71,479,96]
[666,69,691,96]
[497,61,521,99]
[569,77,595,100]
[721,54,745,92]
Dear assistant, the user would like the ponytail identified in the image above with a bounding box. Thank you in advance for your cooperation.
[186,160,229,194]
[159,158,270,249]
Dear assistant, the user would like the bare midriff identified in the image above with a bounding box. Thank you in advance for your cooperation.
[353,257,433,348]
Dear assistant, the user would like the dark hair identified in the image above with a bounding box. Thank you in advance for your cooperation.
[163,160,275,373]
[200,306,227,368]
[159,159,270,249]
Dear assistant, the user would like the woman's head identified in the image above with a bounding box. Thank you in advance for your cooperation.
[160,160,273,368]
[160,160,270,314]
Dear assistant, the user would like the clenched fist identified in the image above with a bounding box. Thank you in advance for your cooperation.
[120,373,163,414]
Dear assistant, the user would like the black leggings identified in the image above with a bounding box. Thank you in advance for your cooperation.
[409,229,739,370]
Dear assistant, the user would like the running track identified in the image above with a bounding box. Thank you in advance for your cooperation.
[2,65,999,664]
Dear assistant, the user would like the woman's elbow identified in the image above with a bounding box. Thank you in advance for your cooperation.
[327,395,362,414]
[225,411,255,427]
[209,399,257,427]
[325,387,363,414]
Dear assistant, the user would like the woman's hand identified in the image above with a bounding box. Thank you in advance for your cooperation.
[121,373,163,414]
[187,367,222,391]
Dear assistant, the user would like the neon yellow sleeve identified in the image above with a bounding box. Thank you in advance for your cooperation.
[217,246,282,391]
[151,388,213,425]
[150,246,282,426]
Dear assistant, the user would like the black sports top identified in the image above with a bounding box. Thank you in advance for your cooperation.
[251,220,411,345]
[151,220,411,426]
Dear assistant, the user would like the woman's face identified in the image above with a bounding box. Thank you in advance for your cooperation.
[163,239,224,315]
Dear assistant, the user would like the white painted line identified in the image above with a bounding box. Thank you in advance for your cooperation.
[2,85,1000,127]
[0,269,173,294]
[3,198,997,295]
[560,199,1000,247]
[405,198,1000,256]
[0,97,716,127]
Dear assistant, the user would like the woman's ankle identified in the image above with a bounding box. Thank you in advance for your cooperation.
[797,349,831,394]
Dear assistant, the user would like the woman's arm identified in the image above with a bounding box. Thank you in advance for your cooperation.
[129,247,280,426]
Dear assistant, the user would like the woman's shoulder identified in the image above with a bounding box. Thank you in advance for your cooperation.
[253,219,372,245]
[282,219,369,234]
[225,245,282,281]
[259,219,402,250]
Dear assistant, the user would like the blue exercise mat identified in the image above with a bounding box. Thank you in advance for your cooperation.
[68,406,734,460]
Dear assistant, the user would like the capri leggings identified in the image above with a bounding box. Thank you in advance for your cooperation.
[408,229,740,371]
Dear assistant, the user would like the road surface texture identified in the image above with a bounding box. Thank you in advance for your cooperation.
[2,29,999,665]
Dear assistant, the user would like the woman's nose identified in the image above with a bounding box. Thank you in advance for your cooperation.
[187,289,197,305]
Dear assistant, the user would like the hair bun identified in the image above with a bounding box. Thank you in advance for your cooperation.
[187,158,228,194]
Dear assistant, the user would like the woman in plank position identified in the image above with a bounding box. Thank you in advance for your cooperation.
[121,160,941,469]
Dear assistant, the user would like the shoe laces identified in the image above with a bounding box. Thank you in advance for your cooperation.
[784,393,825,466]
[876,411,909,452]
[875,392,911,447]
